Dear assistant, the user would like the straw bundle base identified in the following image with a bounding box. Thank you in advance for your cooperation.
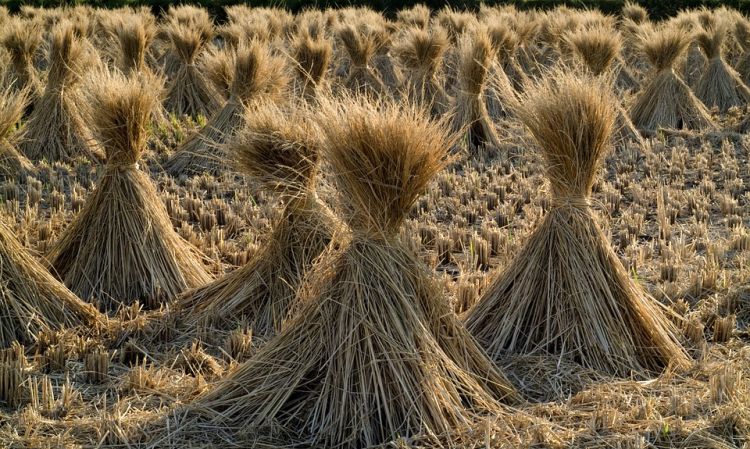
[466,205,689,377]
[694,58,750,113]
[630,69,715,131]
[188,238,514,448]
[453,92,502,152]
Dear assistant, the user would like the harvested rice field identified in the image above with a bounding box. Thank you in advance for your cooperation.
[1,3,750,448]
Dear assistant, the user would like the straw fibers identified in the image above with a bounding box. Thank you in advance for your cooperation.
[485,23,521,120]
[163,41,289,177]
[735,18,750,85]
[19,22,104,163]
[290,30,332,103]
[1,17,43,102]
[177,102,338,337]
[693,22,750,113]
[466,71,690,377]
[44,73,211,312]
[180,97,517,448]
[0,216,103,348]
[0,87,34,179]
[336,24,388,97]
[116,15,156,77]
[629,26,715,131]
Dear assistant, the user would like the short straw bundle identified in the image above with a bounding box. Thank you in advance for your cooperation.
[622,1,648,24]
[164,41,289,177]
[162,20,222,118]
[187,97,517,447]
[177,102,338,337]
[693,22,750,112]
[20,22,103,163]
[396,4,431,30]
[1,18,43,102]
[336,24,388,97]
[0,217,102,348]
[392,26,450,117]
[45,73,211,312]
[466,71,690,377]
[291,31,332,102]
[0,88,34,179]
[451,28,502,152]
[629,26,715,131]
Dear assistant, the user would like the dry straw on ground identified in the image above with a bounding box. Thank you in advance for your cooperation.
[44,73,211,312]
[466,71,690,377]
[19,22,103,163]
[177,102,338,337]
[629,25,715,131]
[177,97,517,448]
[164,40,289,177]
[0,216,103,347]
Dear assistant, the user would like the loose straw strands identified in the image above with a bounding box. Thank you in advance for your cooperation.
[0,87,34,179]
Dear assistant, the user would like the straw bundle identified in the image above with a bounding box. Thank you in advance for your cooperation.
[396,4,431,30]
[485,23,521,119]
[451,28,502,152]
[370,24,401,92]
[162,21,222,118]
[622,1,648,24]
[20,22,103,163]
[291,32,332,102]
[1,18,43,101]
[116,15,155,77]
[487,22,528,92]
[188,98,517,447]
[466,72,689,377]
[178,103,338,336]
[629,26,715,131]
[735,18,750,85]
[0,217,102,348]
[336,24,387,97]
[693,22,750,112]
[164,41,289,177]
[392,27,450,117]
[45,73,211,312]
[0,88,34,179]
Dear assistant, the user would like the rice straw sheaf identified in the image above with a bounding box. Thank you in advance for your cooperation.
[164,41,289,177]
[162,20,222,119]
[177,103,339,338]
[629,26,715,131]
[370,23,402,93]
[392,26,450,117]
[1,18,43,102]
[291,31,332,103]
[396,3,431,30]
[19,22,104,163]
[0,216,103,348]
[693,22,750,113]
[116,15,156,77]
[734,18,750,85]
[622,1,648,24]
[185,97,517,448]
[567,27,642,145]
[466,71,690,377]
[0,87,35,179]
[202,46,234,99]
[45,73,211,313]
[451,28,502,153]
[485,23,521,120]
[336,24,388,97]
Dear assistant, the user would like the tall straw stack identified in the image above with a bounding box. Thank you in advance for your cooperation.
[629,26,715,131]
[177,102,338,337]
[392,26,450,117]
[116,15,156,77]
[20,22,103,163]
[1,18,43,102]
[186,97,517,447]
[291,31,332,102]
[486,23,521,119]
[45,73,211,312]
[693,22,750,112]
[734,18,750,86]
[451,28,502,152]
[0,88,34,179]
[0,217,103,347]
[164,41,289,177]
[336,24,388,97]
[466,71,689,377]
[162,20,222,118]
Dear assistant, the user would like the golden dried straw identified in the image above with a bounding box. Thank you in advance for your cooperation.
[622,1,648,24]
[45,72,211,312]
[1,17,43,100]
[0,87,34,179]
[184,96,517,448]
[291,31,332,102]
[336,24,388,97]
[466,70,690,377]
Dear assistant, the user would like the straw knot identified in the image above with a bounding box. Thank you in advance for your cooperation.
[551,196,591,209]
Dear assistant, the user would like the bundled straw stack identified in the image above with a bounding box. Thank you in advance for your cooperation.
[290,31,332,103]
[336,24,388,97]
[162,20,222,118]
[178,102,338,337]
[0,88,34,179]
[116,15,156,77]
[693,22,750,112]
[485,23,521,120]
[20,22,103,163]
[45,74,211,312]
[452,28,502,152]
[0,217,102,347]
[622,1,649,24]
[629,26,715,131]
[466,71,689,377]
[1,18,43,102]
[392,27,450,117]
[164,41,289,177]
[187,98,517,447]
[735,18,750,86]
